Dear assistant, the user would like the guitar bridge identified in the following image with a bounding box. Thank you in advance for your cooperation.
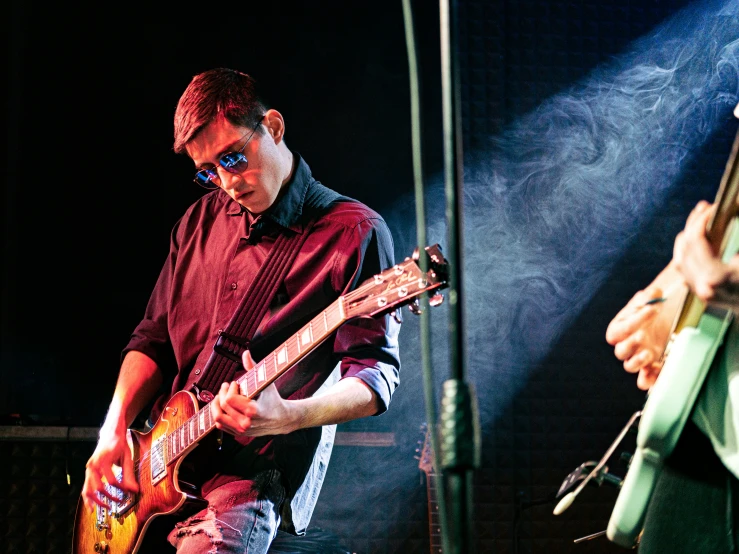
[99,465,137,517]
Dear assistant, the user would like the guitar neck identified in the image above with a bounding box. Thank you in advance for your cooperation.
[418,425,443,554]
[160,244,450,467]
[425,469,443,553]
[165,296,347,463]
[669,125,739,339]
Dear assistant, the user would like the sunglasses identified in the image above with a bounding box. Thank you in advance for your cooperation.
[193,116,265,190]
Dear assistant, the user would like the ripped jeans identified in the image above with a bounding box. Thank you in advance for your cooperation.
[167,470,285,554]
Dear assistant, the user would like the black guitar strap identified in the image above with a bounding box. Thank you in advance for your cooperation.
[190,183,342,403]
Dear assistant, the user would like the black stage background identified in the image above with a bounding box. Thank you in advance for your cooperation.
[3,1,737,552]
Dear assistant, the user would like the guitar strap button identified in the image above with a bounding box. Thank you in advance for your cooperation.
[191,384,215,403]
[198,389,214,403]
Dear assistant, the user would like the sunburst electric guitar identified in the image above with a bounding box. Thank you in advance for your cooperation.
[606,124,739,548]
[73,244,450,554]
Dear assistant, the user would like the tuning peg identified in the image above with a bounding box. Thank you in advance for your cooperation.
[408,300,422,315]
[428,294,444,307]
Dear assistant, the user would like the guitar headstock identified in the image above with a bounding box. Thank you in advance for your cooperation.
[345,244,450,320]
[418,424,436,477]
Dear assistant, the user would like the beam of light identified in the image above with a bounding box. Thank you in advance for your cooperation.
[385,0,739,430]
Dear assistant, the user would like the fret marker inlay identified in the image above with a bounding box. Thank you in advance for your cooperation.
[277,347,288,365]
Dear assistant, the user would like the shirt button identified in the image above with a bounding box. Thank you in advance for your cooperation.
[194,369,201,375]
[230,282,238,290]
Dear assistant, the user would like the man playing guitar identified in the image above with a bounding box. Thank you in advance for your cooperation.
[76,68,402,554]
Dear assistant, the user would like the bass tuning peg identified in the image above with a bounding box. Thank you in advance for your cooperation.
[429,294,444,307]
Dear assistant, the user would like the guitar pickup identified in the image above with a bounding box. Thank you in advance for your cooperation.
[151,435,167,485]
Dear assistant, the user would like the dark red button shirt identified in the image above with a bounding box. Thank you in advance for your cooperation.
[123,153,400,533]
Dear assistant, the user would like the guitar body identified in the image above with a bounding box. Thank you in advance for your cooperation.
[606,303,733,548]
[73,391,207,554]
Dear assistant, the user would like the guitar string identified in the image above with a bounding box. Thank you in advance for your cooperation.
[128,260,413,475]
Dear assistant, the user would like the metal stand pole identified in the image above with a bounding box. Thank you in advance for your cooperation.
[439,1,481,552]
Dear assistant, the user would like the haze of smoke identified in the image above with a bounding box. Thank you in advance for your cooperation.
[387,0,739,429]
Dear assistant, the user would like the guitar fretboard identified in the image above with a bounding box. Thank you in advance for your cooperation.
[164,297,346,463]
[426,469,442,553]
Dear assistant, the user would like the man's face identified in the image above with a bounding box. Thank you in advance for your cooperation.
[187,114,286,214]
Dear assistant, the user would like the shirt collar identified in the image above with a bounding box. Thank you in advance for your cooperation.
[225,152,312,234]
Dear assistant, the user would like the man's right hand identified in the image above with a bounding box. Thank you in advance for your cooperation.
[605,286,676,390]
[80,427,139,512]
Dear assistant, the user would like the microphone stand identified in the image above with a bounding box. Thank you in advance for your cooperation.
[553,410,640,516]
[439,1,481,553]
[401,0,451,549]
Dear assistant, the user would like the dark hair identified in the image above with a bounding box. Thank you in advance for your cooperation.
[173,68,268,154]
